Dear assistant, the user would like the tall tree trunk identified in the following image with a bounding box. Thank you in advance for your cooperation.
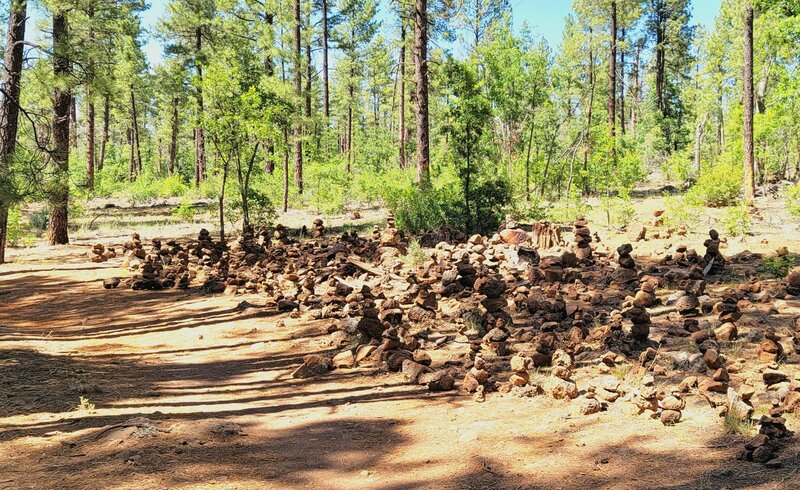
[283,127,289,212]
[168,97,178,174]
[322,0,330,119]
[525,117,535,201]
[630,40,641,132]
[619,28,625,136]
[130,87,142,178]
[414,0,430,184]
[69,95,78,149]
[306,42,312,118]
[99,92,109,171]
[398,20,407,168]
[694,112,708,174]
[194,27,206,186]
[48,10,70,245]
[0,0,27,263]
[655,0,666,116]
[743,3,756,200]
[583,27,595,195]
[85,4,95,193]
[293,0,303,194]
[608,1,617,147]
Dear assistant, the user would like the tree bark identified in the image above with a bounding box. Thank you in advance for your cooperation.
[743,3,756,200]
[130,87,142,178]
[283,127,289,212]
[85,4,95,193]
[99,92,109,171]
[618,28,625,136]
[608,1,617,145]
[194,27,206,186]
[414,0,430,184]
[583,26,595,195]
[654,0,666,116]
[398,19,407,168]
[48,10,70,245]
[694,112,708,174]
[322,0,330,119]
[169,97,178,174]
[69,95,78,149]
[0,0,28,263]
[293,0,303,194]
[630,40,641,132]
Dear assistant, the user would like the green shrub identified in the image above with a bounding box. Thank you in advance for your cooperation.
[173,199,198,221]
[601,194,636,227]
[661,194,697,231]
[686,159,743,207]
[383,182,462,234]
[548,193,592,224]
[787,185,800,218]
[720,205,751,237]
[6,206,26,245]
[760,255,797,278]
[402,239,426,268]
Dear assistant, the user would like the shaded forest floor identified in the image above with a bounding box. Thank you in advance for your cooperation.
[2,194,800,489]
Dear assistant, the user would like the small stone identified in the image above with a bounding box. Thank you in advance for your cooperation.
[660,409,682,425]
[332,350,355,369]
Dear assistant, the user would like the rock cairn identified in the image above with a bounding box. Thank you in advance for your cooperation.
[312,219,325,238]
[739,414,793,467]
[703,229,725,275]
[573,217,593,263]
[91,243,116,263]
[712,289,741,342]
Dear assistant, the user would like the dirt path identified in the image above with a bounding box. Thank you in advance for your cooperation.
[2,203,800,489]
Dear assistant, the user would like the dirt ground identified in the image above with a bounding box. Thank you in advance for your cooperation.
[2,195,800,489]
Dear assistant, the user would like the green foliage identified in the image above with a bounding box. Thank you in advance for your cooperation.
[601,193,636,228]
[6,206,27,246]
[383,180,463,234]
[686,159,743,207]
[402,240,426,269]
[720,205,752,237]
[662,194,698,231]
[786,185,800,218]
[760,255,797,279]
[548,193,592,224]
[172,198,199,221]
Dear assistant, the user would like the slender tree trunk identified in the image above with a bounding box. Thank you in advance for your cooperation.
[630,41,640,132]
[85,4,95,193]
[743,3,756,200]
[194,27,206,186]
[169,98,178,174]
[99,92,109,171]
[128,127,135,181]
[398,20,407,168]
[694,112,708,174]
[283,127,289,212]
[48,10,70,245]
[130,87,142,177]
[293,0,303,194]
[69,95,78,149]
[322,0,330,119]
[655,0,666,116]
[619,28,625,136]
[525,117,535,201]
[0,0,28,264]
[608,1,617,148]
[583,27,595,195]
[414,0,430,184]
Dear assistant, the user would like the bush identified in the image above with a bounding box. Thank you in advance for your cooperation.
[787,185,800,218]
[661,194,698,231]
[6,206,26,246]
[686,159,743,207]
[720,205,751,237]
[548,193,592,224]
[383,182,462,234]
[600,194,636,228]
[760,255,797,278]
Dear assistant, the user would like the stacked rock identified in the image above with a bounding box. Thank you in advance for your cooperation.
[538,256,564,283]
[573,217,593,263]
[759,328,785,363]
[786,268,800,297]
[550,349,578,399]
[349,285,384,340]
[482,318,509,356]
[407,286,437,322]
[509,355,532,387]
[611,244,638,286]
[703,229,725,274]
[739,415,792,466]
[273,224,289,243]
[675,280,704,318]
[312,219,325,238]
[91,244,115,263]
[123,233,146,267]
[463,356,490,394]
[621,296,651,342]
[659,391,685,425]
[713,290,741,341]
[698,339,730,394]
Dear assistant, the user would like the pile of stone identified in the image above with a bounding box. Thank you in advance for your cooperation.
[759,329,785,363]
[573,217,593,263]
[786,268,800,297]
[312,219,325,238]
[549,349,578,400]
[712,290,741,342]
[610,243,638,286]
[658,391,685,425]
[273,224,290,244]
[91,243,116,263]
[739,414,793,467]
[702,229,725,275]
[621,294,651,342]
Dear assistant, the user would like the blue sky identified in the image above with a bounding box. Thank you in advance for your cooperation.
[137,0,724,67]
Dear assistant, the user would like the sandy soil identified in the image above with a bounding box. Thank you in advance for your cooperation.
[1,195,800,489]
